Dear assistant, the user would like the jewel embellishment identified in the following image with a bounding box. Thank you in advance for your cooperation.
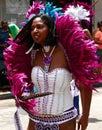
[43,56,52,65]
[42,46,56,72]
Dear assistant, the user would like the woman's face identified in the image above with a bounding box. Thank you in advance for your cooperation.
[1,21,8,30]
[31,17,49,46]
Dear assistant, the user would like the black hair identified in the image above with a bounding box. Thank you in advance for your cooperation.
[78,20,90,30]
[97,21,102,28]
[14,14,57,49]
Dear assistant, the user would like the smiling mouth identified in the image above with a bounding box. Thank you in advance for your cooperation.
[34,35,40,41]
[34,35,39,38]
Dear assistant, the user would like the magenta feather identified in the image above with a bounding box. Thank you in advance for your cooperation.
[3,40,39,114]
[26,1,45,19]
[56,15,102,90]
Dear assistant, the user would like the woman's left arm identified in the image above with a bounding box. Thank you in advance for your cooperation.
[77,84,92,130]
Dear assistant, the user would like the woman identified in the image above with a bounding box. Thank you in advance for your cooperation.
[93,21,102,73]
[0,20,10,86]
[27,14,77,130]
[93,21,102,47]
[4,2,101,130]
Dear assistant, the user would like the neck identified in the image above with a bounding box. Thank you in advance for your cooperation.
[42,45,51,53]
[2,28,8,32]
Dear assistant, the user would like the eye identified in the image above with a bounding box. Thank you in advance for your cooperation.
[37,25,44,29]
[31,26,35,31]
[31,24,45,31]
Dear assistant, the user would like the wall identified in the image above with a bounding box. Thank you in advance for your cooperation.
[0,0,29,27]
[93,0,102,29]
[0,0,102,29]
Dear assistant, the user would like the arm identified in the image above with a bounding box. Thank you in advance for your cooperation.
[94,38,102,45]
[84,29,93,40]
[94,31,102,44]
[78,84,92,130]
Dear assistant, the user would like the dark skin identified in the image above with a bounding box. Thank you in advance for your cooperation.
[84,29,93,40]
[25,17,92,130]
[78,84,92,130]
[33,45,68,71]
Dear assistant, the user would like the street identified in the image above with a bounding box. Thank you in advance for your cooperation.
[0,87,102,130]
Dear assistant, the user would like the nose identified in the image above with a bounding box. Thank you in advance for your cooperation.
[33,27,38,32]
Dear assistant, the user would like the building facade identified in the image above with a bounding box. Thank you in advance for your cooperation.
[0,0,29,26]
[0,0,102,29]
[93,0,102,28]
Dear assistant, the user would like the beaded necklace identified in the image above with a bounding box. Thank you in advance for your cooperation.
[42,46,56,72]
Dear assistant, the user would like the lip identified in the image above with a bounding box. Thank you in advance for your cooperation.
[33,35,40,43]
[34,34,40,39]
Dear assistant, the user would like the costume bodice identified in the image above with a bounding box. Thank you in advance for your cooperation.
[31,66,73,115]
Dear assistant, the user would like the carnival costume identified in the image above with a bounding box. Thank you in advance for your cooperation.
[4,1,102,130]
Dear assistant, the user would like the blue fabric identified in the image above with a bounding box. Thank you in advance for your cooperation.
[0,29,9,44]
[74,95,80,115]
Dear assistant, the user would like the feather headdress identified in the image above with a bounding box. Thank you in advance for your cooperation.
[26,1,63,21]
[62,1,94,27]
[26,1,45,20]
[19,2,63,29]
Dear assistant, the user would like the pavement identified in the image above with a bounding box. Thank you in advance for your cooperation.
[0,87,102,130]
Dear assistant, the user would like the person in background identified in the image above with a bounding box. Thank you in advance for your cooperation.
[78,20,93,40]
[93,21,102,47]
[0,20,11,86]
[0,20,10,52]
[4,2,101,130]
[93,21,102,73]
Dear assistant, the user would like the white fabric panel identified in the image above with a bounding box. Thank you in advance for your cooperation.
[31,67,73,115]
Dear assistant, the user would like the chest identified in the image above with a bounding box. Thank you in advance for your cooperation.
[31,67,72,92]
[31,46,69,72]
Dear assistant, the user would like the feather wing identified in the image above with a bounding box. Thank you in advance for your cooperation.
[56,15,101,90]
[3,40,39,114]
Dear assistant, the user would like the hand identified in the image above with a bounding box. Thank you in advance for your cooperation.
[77,115,89,130]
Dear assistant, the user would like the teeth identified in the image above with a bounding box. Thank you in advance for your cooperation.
[34,35,39,38]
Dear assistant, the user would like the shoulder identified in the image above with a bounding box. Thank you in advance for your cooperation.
[94,30,102,37]
[83,29,92,40]
[83,29,89,33]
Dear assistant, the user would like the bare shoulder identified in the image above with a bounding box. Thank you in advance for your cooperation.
[84,28,89,32]
[83,29,92,40]
[52,44,69,69]
[92,28,99,37]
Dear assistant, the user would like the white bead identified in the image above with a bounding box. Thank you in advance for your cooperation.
[43,46,50,52]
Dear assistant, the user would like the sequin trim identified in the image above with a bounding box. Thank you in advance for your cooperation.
[29,107,77,125]
[35,122,59,130]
